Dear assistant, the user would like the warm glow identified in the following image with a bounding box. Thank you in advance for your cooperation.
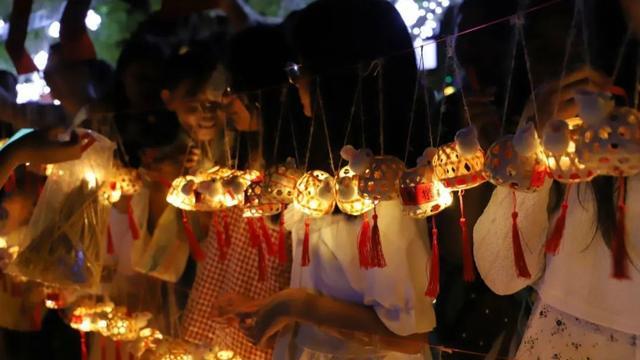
[84,171,97,189]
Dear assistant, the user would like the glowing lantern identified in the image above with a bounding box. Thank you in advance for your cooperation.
[574,92,640,177]
[134,328,164,357]
[335,166,375,216]
[149,338,196,360]
[399,150,453,218]
[433,134,486,191]
[543,117,596,183]
[70,301,115,333]
[100,308,151,342]
[484,123,548,192]
[205,347,241,360]
[99,167,143,205]
[293,170,336,218]
[357,156,405,202]
[263,158,303,204]
[43,287,68,309]
[242,181,283,218]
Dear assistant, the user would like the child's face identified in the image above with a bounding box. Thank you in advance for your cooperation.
[163,83,224,142]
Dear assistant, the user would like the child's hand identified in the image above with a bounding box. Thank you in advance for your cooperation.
[6,128,95,167]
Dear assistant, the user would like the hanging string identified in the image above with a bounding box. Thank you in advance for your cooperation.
[360,65,368,149]
[288,110,301,166]
[449,37,473,126]
[577,0,591,68]
[316,80,337,174]
[404,45,425,163]
[516,15,540,127]
[271,85,289,164]
[222,116,233,167]
[612,28,632,83]
[424,68,434,148]
[303,95,316,172]
[234,128,241,170]
[500,18,520,135]
[552,1,579,118]
[376,60,385,155]
[337,68,364,170]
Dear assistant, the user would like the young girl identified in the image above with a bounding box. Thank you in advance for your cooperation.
[234,0,434,358]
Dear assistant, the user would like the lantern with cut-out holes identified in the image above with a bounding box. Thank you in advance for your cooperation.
[293,170,336,217]
[69,301,115,332]
[264,160,303,204]
[576,105,640,177]
[484,124,548,192]
[134,328,164,357]
[335,166,375,215]
[148,338,197,360]
[433,142,486,191]
[243,181,283,217]
[357,156,405,202]
[100,308,151,342]
[543,117,596,183]
[99,167,143,204]
[400,165,453,218]
[206,347,241,360]
[166,175,202,211]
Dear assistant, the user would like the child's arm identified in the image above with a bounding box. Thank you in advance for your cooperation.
[241,288,428,354]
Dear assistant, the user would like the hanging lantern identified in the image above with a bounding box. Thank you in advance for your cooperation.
[399,149,453,218]
[357,156,405,202]
[242,181,283,218]
[263,158,303,204]
[148,338,197,360]
[43,287,70,309]
[335,166,375,216]
[484,123,548,192]
[134,328,164,357]
[433,130,486,191]
[205,347,242,360]
[293,170,336,218]
[574,91,640,177]
[99,167,143,205]
[543,117,597,183]
[70,301,115,333]
[166,175,202,211]
[100,308,151,342]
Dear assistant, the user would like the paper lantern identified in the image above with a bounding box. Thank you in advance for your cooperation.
[484,126,548,192]
[242,181,283,218]
[205,347,241,360]
[149,338,196,360]
[99,167,143,205]
[399,165,452,218]
[357,156,405,202]
[70,301,115,333]
[335,166,375,216]
[293,170,336,218]
[576,104,640,177]
[134,328,164,357]
[433,142,486,190]
[263,159,303,204]
[543,117,596,183]
[43,287,67,309]
[100,308,151,342]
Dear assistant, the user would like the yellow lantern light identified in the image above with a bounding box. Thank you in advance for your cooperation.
[100,308,151,342]
[242,181,283,218]
[543,117,597,183]
[335,166,374,216]
[293,170,336,218]
[263,159,303,204]
[399,165,452,218]
[484,125,548,193]
[99,167,143,205]
[357,156,405,202]
[134,328,164,357]
[70,301,115,333]
[148,338,197,360]
[433,142,486,191]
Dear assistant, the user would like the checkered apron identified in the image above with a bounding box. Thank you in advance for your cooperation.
[181,206,291,359]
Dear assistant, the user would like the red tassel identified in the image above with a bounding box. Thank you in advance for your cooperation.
[213,213,227,261]
[181,210,205,262]
[458,191,475,282]
[358,214,372,269]
[246,218,267,281]
[257,240,267,282]
[425,217,440,298]
[511,192,531,279]
[129,353,134,360]
[100,336,106,360]
[115,340,122,360]
[127,202,140,240]
[368,207,387,268]
[222,210,231,249]
[107,226,114,255]
[301,218,311,267]
[612,177,630,279]
[546,184,571,255]
[278,214,288,265]
[258,217,276,256]
[246,218,261,248]
[80,332,88,360]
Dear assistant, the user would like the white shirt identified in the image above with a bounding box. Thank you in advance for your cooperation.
[274,200,435,359]
[474,176,640,334]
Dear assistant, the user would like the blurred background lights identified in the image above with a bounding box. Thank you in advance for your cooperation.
[33,51,49,71]
[85,9,101,31]
[47,21,60,38]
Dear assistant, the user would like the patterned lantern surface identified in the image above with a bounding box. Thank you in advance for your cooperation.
[100,308,151,342]
[433,142,486,190]
[134,328,164,357]
[293,170,336,217]
[205,347,241,360]
[263,161,303,204]
[399,165,453,218]
[576,106,640,177]
[70,301,115,332]
[543,117,597,183]
[166,175,202,211]
[99,167,143,205]
[149,338,197,360]
[357,156,405,202]
[335,166,375,215]
[242,181,283,218]
[484,135,548,192]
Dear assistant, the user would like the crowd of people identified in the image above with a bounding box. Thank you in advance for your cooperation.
[0,0,638,358]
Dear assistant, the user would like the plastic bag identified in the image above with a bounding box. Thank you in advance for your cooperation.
[11,130,114,291]
[131,205,190,283]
